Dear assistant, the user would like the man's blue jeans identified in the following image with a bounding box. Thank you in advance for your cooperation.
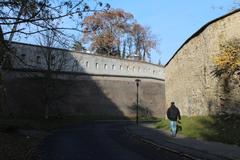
[170,121,177,136]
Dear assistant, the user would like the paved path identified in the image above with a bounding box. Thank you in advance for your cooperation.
[40,122,191,160]
[128,123,240,160]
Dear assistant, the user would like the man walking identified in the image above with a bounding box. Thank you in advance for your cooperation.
[167,102,181,137]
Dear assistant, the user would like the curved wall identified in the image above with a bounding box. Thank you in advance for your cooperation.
[3,42,165,118]
[3,72,165,118]
[165,10,240,116]
[11,42,164,80]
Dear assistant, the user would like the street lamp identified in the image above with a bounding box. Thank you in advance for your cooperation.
[135,79,141,127]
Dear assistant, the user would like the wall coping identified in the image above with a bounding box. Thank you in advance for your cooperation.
[6,68,165,81]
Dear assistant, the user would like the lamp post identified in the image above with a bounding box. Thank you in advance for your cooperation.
[135,79,141,127]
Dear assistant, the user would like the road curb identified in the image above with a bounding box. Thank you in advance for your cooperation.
[124,127,204,160]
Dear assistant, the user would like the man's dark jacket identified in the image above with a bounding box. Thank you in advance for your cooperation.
[167,105,181,121]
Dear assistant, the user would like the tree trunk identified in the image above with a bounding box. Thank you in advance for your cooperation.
[0,25,6,64]
[45,103,49,119]
[44,80,50,119]
[0,26,5,114]
[143,51,146,61]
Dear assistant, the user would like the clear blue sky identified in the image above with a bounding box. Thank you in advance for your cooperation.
[100,0,236,64]
[14,0,236,64]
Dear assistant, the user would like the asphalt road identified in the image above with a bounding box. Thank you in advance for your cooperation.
[41,122,191,160]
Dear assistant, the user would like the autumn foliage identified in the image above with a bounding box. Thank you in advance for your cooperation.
[212,38,240,78]
[81,9,158,61]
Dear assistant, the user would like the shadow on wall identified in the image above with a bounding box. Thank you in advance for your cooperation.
[2,44,128,119]
[198,75,240,145]
[189,113,240,146]
[128,104,154,120]
[1,43,165,119]
[207,75,240,115]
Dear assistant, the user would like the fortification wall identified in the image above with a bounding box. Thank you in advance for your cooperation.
[2,42,165,118]
[165,11,240,116]
[2,71,165,118]
[11,42,164,80]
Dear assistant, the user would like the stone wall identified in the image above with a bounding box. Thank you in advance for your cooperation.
[2,71,165,118]
[165,10,240,116]
[2,42,165,118]
[11,42,164,80]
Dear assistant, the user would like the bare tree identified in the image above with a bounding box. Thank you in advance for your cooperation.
[37,30,79,119]
[0,0,109,65]
[0,0,109,113]
[126,35,133,57]
[231,0,240,10]
[211,0,240,11]
[121,40,127,59]
[72,41,86,52]
[130,23,158,61]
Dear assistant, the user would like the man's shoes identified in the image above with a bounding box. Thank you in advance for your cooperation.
[171,132,176,137]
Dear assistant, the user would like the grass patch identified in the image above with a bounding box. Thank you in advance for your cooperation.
[155,115,240,146]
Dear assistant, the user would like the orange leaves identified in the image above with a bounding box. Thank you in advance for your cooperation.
[82,9,134,55]
[83,9,133,33]
[81,8,158,60]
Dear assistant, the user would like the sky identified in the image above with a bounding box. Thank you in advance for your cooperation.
[12,0,237,65]
[99,0,237,65]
